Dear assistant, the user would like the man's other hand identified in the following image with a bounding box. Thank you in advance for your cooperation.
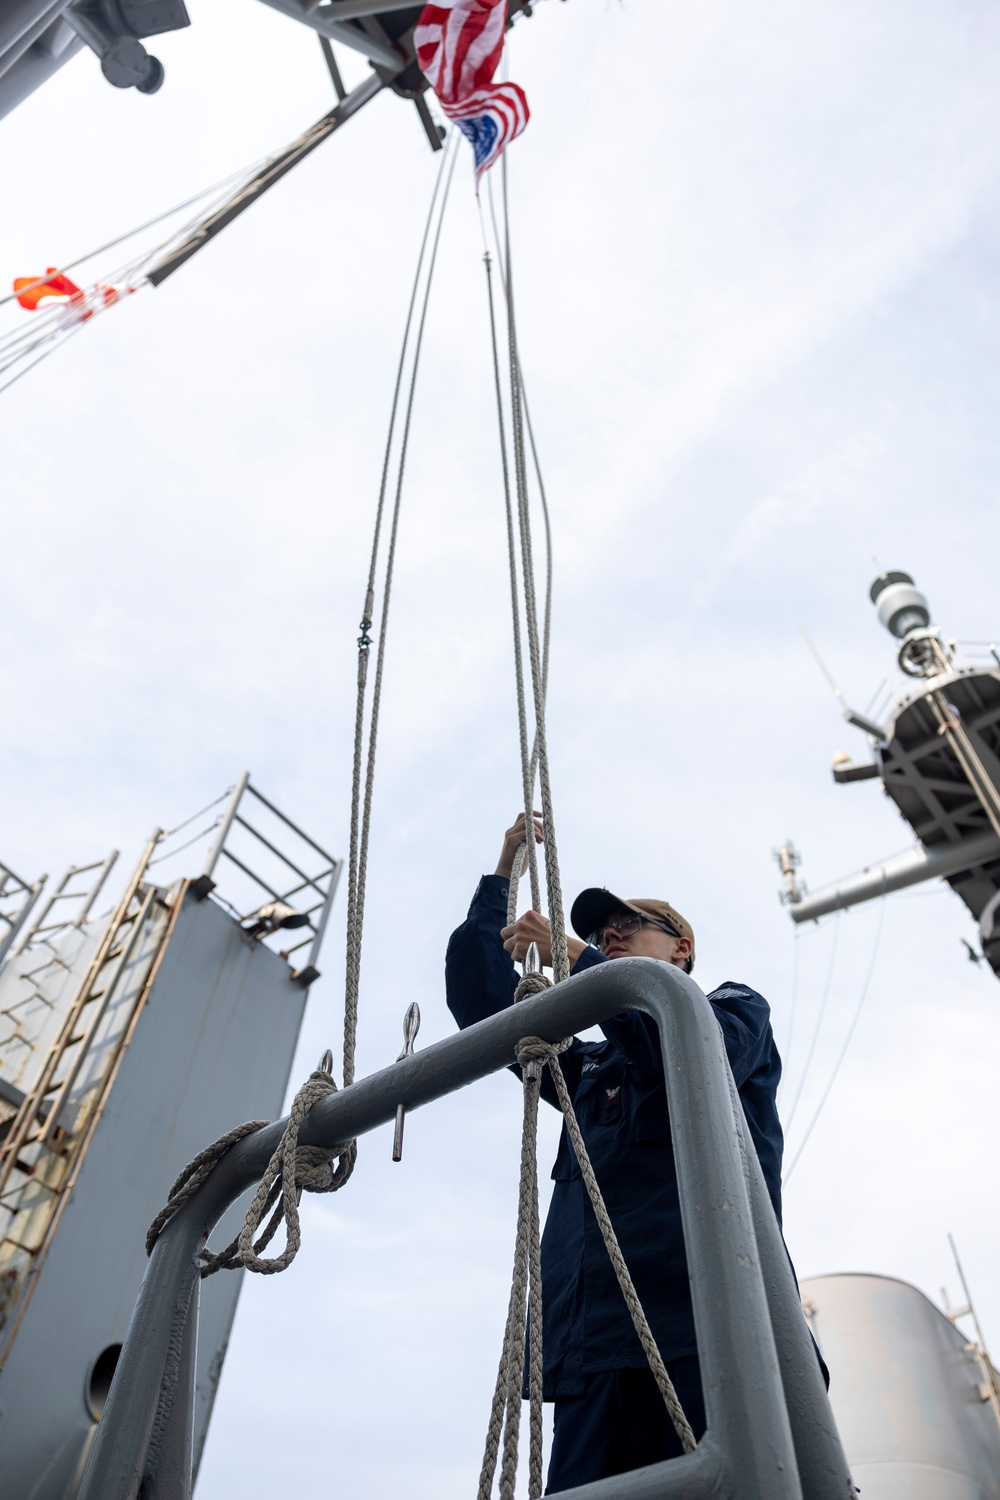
[501,910,588,970]
[495,810,543,879]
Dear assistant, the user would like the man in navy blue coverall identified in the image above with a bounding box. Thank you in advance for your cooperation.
[446,812,787,1494]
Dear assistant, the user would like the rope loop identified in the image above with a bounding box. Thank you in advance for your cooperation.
[146,1055,355,1279]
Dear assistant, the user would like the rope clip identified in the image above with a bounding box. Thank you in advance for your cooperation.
[392,1001,421,1162]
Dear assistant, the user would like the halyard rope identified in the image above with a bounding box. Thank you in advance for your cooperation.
[146,133,694,1492]
[528,1039,697,1454]
[500,157,570,986]
[476,169,694,1499]
[477,1032,696,1500]
[146,147,459,1271]
[344,133,459,1099]
[484,248,541,916]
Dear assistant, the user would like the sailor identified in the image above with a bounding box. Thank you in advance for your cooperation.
[445,812,787,1494]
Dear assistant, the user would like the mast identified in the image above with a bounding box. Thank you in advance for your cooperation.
[782,572,1000,976]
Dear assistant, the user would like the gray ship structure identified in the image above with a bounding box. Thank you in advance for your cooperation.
[778,570,1000,976]
[0,774,340,1497]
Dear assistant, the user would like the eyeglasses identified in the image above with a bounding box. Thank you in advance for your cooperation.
[589,913,680,950]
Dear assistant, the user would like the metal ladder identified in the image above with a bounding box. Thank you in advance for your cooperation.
[0,832,169,1365]
[0,859,47,969]
[0,853,119,1092]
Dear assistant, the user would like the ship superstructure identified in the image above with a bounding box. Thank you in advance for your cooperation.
[0,774,340,1500]
[781,571,1000,975]
[0,0,537,131]
[802,1274,1000,1499]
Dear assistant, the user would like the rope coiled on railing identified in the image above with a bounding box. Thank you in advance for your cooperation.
[146,1053,352,1276]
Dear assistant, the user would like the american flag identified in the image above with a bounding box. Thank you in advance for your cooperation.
[415,0,530,184]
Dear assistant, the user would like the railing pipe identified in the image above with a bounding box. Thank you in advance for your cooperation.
[200,773,249,881]
[140,1263,200,1500]
[304,857,343,972]
[78,959,851,1500]
[729,1075,851,1496]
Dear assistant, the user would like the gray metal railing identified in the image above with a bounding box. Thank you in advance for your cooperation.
[77,959,852,1500]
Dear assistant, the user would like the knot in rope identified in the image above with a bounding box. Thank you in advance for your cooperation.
[146,1055,354,1279]
[514,1033,572,1074]
[290,1140,342,1194]
[513,971,551,1002]
[234,1062,352,1276]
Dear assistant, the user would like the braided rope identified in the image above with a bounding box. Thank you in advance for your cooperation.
[522,1032,697,1455]
[485,253,541,915]
[145,1119,267,1259]
[146,1056,353,1277]
[343,136,459,1090]
[478,164,693,1496]
[478,1035,570,1500]
[500,163,570,986]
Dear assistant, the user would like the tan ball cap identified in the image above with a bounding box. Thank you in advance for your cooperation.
[570,887,695,970]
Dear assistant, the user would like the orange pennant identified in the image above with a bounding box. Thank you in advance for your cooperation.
[14,267,84,311]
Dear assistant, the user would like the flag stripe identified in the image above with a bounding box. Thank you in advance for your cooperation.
[416,0,530,184]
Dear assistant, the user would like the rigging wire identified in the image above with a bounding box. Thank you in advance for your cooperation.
[478,187,554,908]
[0,141,308,395]
[499,149,570,981]
[482,241,541,910]
[0,158,273,311]
[0,170,268,394]
[162,785,235,840]
[342,132,460,1094]
[479,180,554,781]
[782,912,840,1135]
[147,822,222,867]
[0,321,88,398]
[485,173,554,705]
[783,896,887,1185]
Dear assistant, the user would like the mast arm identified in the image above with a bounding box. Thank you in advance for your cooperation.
[145,72,384,288]
[787,828,1000,923]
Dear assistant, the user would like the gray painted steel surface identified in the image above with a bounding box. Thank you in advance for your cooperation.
[787,661,1000,939]
[0,885,309,1500]
[801,1273,1000,1499]
[79,958,853,1500]
[785,573,1000,975]
[788,828,1000,923]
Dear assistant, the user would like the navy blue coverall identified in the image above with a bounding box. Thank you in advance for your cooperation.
[446,874,786,1493]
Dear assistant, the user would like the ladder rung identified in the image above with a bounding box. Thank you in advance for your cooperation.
[0,1233,40,1254]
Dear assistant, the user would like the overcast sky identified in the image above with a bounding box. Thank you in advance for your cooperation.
[4,0,1000,1493]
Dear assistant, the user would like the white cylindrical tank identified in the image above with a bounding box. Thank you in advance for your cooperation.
[801,1273,1000,1500]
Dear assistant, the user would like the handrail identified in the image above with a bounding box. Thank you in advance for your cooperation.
[77,959,853,1500]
